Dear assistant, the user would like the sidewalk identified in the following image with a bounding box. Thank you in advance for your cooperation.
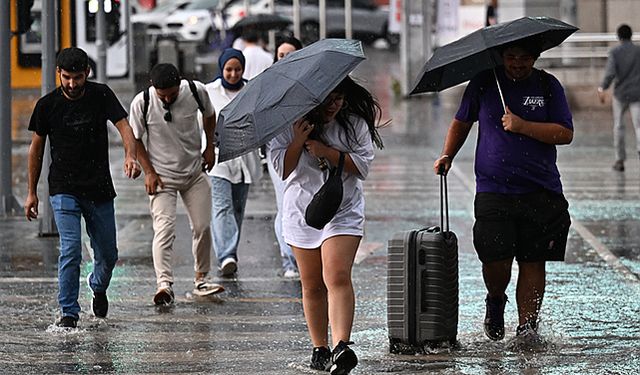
[1,48,639,374]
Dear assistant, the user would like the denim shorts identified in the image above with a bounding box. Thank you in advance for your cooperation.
[473,190,571,263]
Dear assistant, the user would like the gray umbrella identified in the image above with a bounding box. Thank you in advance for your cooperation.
[216,38,365,162]
[410,16,578,102]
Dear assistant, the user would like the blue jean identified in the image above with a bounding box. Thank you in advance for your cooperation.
[210,176,250,264]
[267,156,297,272]
[49,194,118,319]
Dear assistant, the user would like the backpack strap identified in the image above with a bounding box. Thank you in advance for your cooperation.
[187,79,205,114]
[142,87,150,132]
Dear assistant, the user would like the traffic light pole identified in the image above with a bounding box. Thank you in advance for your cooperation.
[0,0,21,216]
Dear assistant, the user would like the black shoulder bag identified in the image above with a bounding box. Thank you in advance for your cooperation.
[305,152,345,230]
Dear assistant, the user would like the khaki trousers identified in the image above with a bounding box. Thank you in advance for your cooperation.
[149,171,212,285]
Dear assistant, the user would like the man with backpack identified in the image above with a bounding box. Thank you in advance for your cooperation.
[433,41,573,347]
[129,63,222,305]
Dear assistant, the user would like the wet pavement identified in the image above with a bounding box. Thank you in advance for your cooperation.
[1,47,640,374]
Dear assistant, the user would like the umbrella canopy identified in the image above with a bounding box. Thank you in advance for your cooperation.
[410,16,578,95]
[216,38,365,162]
[230,13,292,33]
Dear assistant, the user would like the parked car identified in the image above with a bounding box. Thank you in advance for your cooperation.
[131,0,193,40]
[223,0,391,45]
[162,0,226,46]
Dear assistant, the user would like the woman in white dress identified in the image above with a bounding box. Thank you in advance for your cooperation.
[205,48,262,277]
[269,76,384,374]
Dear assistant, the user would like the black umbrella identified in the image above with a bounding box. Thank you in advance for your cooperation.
[230,13,292,33]
[410,16,578,97]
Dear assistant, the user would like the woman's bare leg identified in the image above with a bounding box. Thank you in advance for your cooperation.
[293,246,328,347]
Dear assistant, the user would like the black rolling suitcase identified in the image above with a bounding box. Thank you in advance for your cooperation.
[387,172,459,354]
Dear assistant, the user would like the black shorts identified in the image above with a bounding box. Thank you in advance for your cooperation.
[473,190,571,264]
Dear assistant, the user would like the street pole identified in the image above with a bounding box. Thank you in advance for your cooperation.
[345,0,352,40]
[40,0,57,235]
[400,0,410,96]
[423,0,433,63]
[124,0,135,87]
[319,0,326,40]
[293,0,301,40]
[96,0,107,83]
[268,0,275,52]
[0,0,20,216]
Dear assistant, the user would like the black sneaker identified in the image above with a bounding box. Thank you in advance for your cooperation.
[310,346,331,371]
[514,320,545,350]
[153,282,175,306]
[329,341,357,375]
[87,273,108,318]
[56,316,78,328]
[484,293,507,341]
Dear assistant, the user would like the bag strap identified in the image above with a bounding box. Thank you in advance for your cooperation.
[187,79,205,114]
[142,87,150,132]
[142,80,204,137]
[335,152,345,174]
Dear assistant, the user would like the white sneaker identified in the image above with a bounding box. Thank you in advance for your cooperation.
[283,269,300,279]
[193,278,224,296]
[220,258,237,277]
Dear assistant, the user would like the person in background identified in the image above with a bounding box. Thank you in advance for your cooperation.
[241,29,273,80]
[25,47,140,328]
[433,41,573,348]
[485,0,498,26]
[598,24,640,172]
[205,49,263,277]
[268,36,304,279]
[129,64,223,305]
[269,76,384,374]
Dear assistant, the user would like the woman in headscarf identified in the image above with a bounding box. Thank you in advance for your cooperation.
[205,48,263,277]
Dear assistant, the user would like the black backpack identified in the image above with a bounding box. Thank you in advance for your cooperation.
[141,79,205,131]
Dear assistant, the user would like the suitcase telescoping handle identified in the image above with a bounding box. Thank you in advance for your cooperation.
[438,165,450,234]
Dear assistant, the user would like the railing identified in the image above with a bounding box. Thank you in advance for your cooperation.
[539,33,640,62]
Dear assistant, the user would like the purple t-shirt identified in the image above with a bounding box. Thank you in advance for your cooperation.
[455,68,573,194]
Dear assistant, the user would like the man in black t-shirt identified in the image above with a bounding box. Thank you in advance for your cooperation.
[25,47,140,329]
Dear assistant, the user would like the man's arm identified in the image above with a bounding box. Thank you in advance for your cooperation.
[113,118,140,179]
[202,113,216,172]
[433,119,473,175]
[134,139,164,195]
[598,51,617,103]
[25,133,46,221]
[502,106,573,145]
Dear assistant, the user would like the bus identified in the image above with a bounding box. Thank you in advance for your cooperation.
[11,0,129,89]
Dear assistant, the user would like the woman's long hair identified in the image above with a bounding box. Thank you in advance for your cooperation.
[308,76,384,150]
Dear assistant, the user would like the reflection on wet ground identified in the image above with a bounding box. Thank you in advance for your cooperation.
[2,47,639,374]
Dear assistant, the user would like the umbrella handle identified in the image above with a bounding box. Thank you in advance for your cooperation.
[493,69,506,113]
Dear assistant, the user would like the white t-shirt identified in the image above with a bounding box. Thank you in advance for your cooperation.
[129,80,215,179]
[242,45,273,80]
[204,79,262,184]
[269,115,375,248]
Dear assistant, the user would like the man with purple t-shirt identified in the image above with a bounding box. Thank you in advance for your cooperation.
[433,42,573,346]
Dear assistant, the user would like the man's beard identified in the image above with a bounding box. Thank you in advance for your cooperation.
[61,84,85,99]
